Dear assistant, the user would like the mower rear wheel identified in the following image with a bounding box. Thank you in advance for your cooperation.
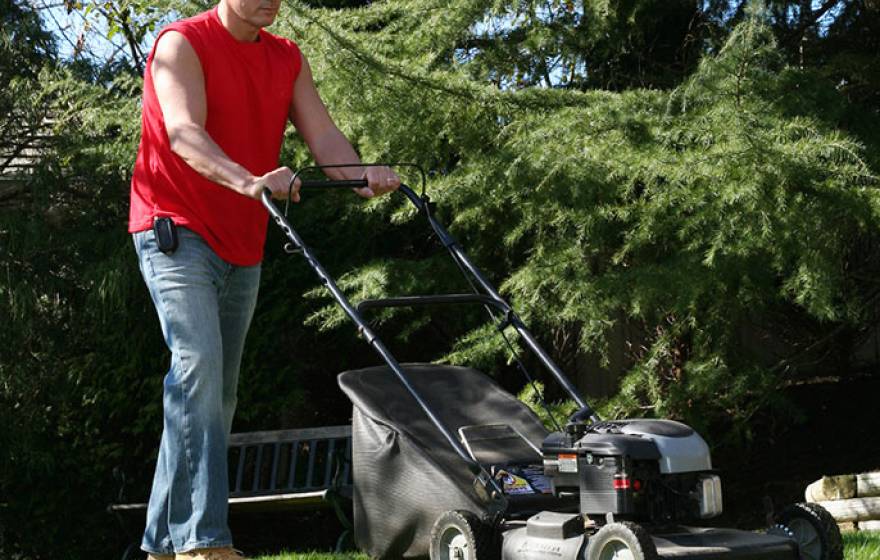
[429,510,499,560]
[773,502,843,560]
[586,521,658,560]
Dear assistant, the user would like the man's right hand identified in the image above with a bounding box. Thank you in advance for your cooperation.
[247,167,301,202]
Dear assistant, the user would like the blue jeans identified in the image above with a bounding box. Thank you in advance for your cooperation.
[133,227,261,554]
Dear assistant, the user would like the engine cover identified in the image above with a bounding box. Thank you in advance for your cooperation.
[604,419,712,474]
[542,418,718,521]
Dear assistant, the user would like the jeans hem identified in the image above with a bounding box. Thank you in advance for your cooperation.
[141,545,174,556]
[176,539,235,553]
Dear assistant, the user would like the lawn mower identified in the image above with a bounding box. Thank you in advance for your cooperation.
[262,165,843,560]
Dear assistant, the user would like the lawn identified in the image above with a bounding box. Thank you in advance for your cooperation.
[254,554,366,560]
[253,531,880,560]
[844,530,880,560]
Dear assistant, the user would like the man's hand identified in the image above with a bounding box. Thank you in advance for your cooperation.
[245,167,301,201]
[354,166,401,198]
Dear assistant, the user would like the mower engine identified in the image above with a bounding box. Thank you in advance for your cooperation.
[542,419,723,524]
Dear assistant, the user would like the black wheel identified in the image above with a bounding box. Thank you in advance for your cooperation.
[586,521,658,560]
[770,502,843,560]
[429,510,499,560]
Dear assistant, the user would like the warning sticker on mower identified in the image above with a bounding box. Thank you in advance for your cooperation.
[499,471,534,494]
[558,453,578,473]
[492,464,553,494]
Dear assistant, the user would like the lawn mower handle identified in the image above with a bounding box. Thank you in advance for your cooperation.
[299,178,368,189]
[261,174,598,502]
[260,186,508,508]
[264,180,596,417]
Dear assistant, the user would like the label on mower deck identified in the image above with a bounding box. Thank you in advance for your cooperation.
[496,470,535,495]
[558,453,578,473]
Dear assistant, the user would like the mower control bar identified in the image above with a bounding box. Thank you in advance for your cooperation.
[356,294,510,314]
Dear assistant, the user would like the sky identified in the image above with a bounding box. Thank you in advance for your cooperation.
[32,0,848,73]
[31,0,163,67]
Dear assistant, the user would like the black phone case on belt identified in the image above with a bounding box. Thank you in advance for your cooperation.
[153,217,179,255]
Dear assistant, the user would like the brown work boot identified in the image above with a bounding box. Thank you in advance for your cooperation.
[147,555,173,560]
[175,547,245,560]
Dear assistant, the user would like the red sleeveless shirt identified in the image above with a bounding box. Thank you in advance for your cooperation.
[129,7,301,266]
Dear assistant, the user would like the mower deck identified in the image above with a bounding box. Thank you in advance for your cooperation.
[652,526,796,559]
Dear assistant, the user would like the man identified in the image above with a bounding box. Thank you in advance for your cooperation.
[128,1,400,558]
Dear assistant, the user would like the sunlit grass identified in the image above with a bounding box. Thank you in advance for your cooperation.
[253,553,367,560]
[844,530,880,560]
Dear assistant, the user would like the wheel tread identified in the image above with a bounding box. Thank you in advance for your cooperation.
[586,521,658,560]
[775,502,843,560]
[429,510,500,560]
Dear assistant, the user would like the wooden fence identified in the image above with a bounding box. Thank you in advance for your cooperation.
[806,471,880,531]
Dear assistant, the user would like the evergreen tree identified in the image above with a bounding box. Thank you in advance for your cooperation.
[277,1,880,437]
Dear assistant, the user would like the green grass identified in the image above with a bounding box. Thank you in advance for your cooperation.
[253,554,367,560]
[844,530,880,560]
[254,532,880,560]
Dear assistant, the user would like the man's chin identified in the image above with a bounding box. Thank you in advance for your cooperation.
[254,11,278,27]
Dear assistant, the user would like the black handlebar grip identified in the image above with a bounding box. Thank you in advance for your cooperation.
[299,179,368,189]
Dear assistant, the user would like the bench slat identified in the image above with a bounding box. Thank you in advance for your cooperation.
[287,440,300,490]
[269,441,281,490]
[305,439,317,488]
[234,445,247,493]
[252,445,264,492]
[228,491,331,514]
[324,439,337,488]
[342,438,351,486]
[109,490,336,513]
[229,426,351,446]
[230,490,328,505]
[108,502,148,512]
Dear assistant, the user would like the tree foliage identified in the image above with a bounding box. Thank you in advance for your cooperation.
[1,1,879,558]
[276,1,880,436]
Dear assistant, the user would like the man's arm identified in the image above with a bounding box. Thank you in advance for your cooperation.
[152,31,295,200]
[289,54,399,198]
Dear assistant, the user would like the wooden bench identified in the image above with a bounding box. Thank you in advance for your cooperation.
[109,425,353,559]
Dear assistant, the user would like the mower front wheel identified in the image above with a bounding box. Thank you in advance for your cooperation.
[771,502,843,560]
[429,510,499,560]
[585,521,658,560]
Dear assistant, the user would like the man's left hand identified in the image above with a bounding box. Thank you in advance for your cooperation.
[355,166,401,198]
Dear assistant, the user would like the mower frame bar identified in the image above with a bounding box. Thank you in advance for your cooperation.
[395,185,590,413]
[261,187,506,505]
